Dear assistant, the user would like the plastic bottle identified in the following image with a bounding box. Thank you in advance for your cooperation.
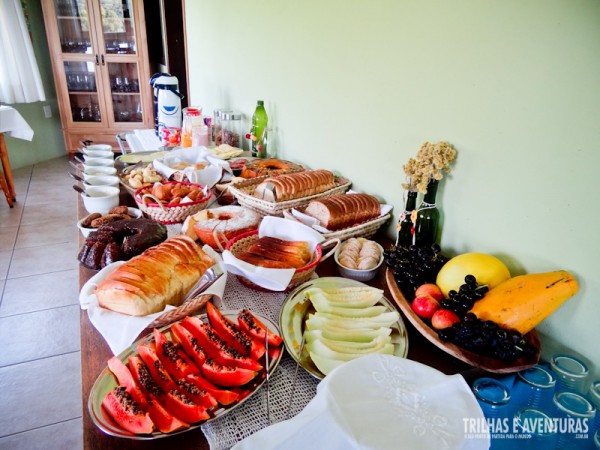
[248,100,268,158]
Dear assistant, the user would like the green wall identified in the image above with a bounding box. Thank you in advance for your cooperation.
[4,0,65,169]
[185,0,600,378]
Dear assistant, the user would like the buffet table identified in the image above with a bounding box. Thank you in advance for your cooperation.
[78,192,473,450]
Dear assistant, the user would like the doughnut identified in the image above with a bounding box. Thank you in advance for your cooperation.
[191,205,261,250]
[241,158,304,179]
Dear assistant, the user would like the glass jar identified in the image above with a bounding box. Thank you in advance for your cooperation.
[212,109,230,145]
[181,107,202,148]
[218,111,242,148]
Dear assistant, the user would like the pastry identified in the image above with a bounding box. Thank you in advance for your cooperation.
[189,205,261,250]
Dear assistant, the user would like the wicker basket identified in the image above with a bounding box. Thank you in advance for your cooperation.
[225,230,339,292]
[228,175,352,217]
[134,181,212,224]
[147,294,213,329]
[282,209,392,249]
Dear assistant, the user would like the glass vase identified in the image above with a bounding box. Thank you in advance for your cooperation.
[414,179,440,247]
[395,190,417,248]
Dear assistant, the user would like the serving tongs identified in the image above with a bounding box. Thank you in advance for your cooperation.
[182,265,224,304]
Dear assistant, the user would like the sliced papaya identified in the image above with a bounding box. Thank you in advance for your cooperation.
[175,378,218,409]
[129,354,207,424]
[237,308,283,347]
[182,319,263,371]
[127,355,190,433]
[153,328,200,379]
[170,323,207,368]
[137,342,178,393]
[186,373,240,405]
[107,356,147,407]
[203,305,266,360]
[201,358,258,387]
[102,386,154,434]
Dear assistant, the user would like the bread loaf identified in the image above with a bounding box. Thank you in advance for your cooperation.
[237,236,311,269]
[304,193,381,230]
[254,169,335,201]
[95,235,215,316]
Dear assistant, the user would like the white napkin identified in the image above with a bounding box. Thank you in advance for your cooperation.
[233,354,489,450]
[153,146,231,188]
[79,245,227,355]
[290,191,393,233]
[222,216,325,291]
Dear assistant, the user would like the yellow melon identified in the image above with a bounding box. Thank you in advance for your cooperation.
[436,253,511,297]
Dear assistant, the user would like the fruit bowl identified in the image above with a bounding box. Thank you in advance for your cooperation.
[386,268,541,373]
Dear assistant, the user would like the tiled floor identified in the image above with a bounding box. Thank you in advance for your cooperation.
[0,156,83,450]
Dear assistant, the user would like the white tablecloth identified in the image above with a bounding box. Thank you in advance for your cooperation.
[0,105,34,140]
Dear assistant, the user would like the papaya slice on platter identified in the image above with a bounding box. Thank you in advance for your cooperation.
[153,328,200,379]
[107,356,148,407]
[137,342,178,393]
[186,373,240,406]
[170,323,207,368]
[129,355,208,424]
[237,308,283,347]
[180,317,263,371]
[201,358,258,387]
[204,303,266,360]
[174,378,218,409]
[125,355,189,433]
[102,386,154,435]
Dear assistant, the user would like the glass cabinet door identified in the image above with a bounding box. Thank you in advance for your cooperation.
[54,0,93,54]
[65,61,101,122]
[108,62,143,123]
[99,0,137,55]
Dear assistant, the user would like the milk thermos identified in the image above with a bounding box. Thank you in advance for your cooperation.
[150,73,183,135]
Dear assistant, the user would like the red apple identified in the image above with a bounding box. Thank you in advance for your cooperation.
[411,294,441,320]
[415,283,444,302]
[431,309,461,330]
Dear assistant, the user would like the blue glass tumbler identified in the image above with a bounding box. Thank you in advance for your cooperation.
[588,381,600,437]
[472,378,511,450]
[511,365,556,412]
[550,354,589,394]
[595,429,599,449]
[553,391,596,450]
[513,407,557,449]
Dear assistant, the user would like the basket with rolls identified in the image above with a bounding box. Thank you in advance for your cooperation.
[134,181,212,224]
[228,168,352,216]
[223,216,339,292]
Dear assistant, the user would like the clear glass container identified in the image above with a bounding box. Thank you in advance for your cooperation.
[553,391,596,450]
[472,377,511,419]
[513,407,557,449]
[512,365,556,412]
[550,354,589,394]
[218,111,242,148]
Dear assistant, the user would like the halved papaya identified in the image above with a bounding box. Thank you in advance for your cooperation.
[170,323,207,368]
[107,356,147,407]
[203,305,266,360]
[102,386,154,435]
[186,373,240,405]
[137,342,178,393]
[153,328,200,379]
[237,309,283,347]
[201,358,257,387]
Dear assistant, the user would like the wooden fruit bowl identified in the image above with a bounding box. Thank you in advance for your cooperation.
[386,268,541,373]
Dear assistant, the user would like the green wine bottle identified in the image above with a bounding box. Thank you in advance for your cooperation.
[396,190,417,248]
[414,179,440,247]
[251,100,268,158]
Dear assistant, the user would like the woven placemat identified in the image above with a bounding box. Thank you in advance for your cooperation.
[201,275,320,449]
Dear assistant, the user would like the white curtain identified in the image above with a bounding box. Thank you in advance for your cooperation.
[0,0,46,103]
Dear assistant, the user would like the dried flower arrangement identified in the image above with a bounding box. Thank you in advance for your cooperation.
[402,141,457,193]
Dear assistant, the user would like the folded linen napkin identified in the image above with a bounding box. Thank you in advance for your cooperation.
[79,245,227,355]
[222,216,326,291]
[232,354,490,450]
[153,146,231,188]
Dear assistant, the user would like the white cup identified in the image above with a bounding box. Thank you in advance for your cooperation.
[83,175,119,188]
[82,166,117,179]
[83,149,114,159]
[81,186,120,214]
[83,159,115,172]
[83,154,114,164]
[85,144,112,152]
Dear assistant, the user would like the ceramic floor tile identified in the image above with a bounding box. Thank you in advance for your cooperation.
[19,199,76,226]
[0,418,82,450]
[0,200,24,228]
[0,269,79,317]
[0,305,80,367]
[25,183,73,207]
[8,242,78,279]
[0,352,81,436]
[0,251,10,281]
[0,226,18,252]
[15,218,76,249]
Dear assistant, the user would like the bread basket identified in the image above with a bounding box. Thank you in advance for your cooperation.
[225,230,339,292]
[134,181,212,224]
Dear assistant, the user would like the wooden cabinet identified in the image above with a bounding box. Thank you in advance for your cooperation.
[41,0,153,153]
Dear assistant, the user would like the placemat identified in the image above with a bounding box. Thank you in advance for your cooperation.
[201,275,320,449]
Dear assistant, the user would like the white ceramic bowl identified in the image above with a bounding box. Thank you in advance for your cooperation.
[82,149,114,159]
[77,207,142,237]
[83,159,115,172]
[85,144,112,152]
[334,241,384,282]
[83,175,119,188]
[82,166,117,179]
[83,154,115,164]
[81,186,120,214]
